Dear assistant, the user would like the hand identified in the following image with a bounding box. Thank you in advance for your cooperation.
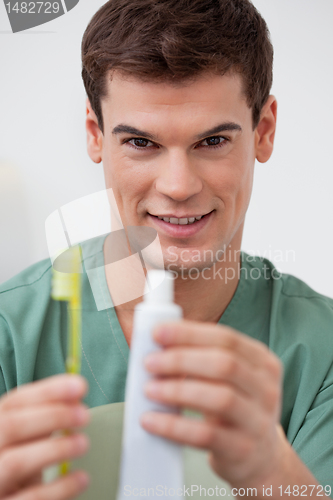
[141,320,284,489]
[0,374,90,499]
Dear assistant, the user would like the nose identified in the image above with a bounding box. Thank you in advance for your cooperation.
[155,150,203,202]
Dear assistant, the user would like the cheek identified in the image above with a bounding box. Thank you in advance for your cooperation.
[213,149,254,212]
[102,145,154,202]
[214,158,251,195]
[231,151,255,214]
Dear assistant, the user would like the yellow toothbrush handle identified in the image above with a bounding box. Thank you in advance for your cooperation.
[58,247,82,477]
[59,430,71,475]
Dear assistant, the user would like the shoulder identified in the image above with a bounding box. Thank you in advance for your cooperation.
[241,252,333,347]
[0,257,52,297]
[0,258,53,330]
[276,269,333,347]
[279,270,333,305]
[242,251,333,311]
[0,258,55,391]
[0,258,52,292]
[273,266,333,328]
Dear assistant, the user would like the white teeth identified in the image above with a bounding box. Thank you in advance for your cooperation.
[155,214,206,224]
[162,216,202,225]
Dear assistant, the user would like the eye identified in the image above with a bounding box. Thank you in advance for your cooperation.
[199,136,227,148]
[125,138,155,149]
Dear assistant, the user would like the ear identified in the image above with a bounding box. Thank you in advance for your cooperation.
[255,95,277,163]
[86,98,103,164]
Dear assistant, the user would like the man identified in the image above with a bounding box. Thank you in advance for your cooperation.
[0,0,332,499]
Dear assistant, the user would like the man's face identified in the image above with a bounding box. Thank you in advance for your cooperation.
[94,72,260,272]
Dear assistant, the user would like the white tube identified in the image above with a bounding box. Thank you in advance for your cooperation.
[117,270,184,499]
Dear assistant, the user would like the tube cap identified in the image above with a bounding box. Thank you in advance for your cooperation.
[144,270,174,303]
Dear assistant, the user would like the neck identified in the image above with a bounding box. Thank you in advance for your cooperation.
[173,247,241,324]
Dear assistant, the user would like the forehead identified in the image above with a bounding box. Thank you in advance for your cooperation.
[101,71,251,132]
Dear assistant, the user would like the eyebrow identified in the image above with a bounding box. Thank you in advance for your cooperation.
[112,125,157,141]
[112,122,242,142]
[195,123,242,141]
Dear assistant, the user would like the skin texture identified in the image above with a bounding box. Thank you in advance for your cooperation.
[0,374,90,499]
[86,71,321,498]
[86,71,277,339]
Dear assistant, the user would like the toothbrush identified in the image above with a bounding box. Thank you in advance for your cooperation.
[51,245,82,475]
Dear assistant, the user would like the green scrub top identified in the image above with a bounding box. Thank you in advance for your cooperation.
[1,235,333,495]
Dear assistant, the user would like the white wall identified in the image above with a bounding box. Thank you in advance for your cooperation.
[244,0,333,297]
[0,0,332,297]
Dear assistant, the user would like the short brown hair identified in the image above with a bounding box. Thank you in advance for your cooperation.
[81,0,273,133]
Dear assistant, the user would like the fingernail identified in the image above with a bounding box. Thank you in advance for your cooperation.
[145,381,162,397]
[76,471,90,489]
[141,413,156,429]
[75,406,90,425]
[154,326,171,342]
[144,353,163,370]
[68,376,84,396]
[73,434,89,453]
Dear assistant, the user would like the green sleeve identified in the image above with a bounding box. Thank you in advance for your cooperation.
[292,361,333,499]
[0,366,7,398]
[0,314,17,395]
[0,315,9,396]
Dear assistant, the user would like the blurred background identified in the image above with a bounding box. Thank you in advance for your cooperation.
[0,0,332,297]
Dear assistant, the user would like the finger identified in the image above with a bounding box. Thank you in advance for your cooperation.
[145,348,282,410]
[144,347,265,398]
[0,433,89,496]
[153,320,282,376]
[0,404,90,449]
[0,375,88,411]
[144,378,264,434]
[8,470,89,500]
[141,411,253,460]
[20,471,42,488]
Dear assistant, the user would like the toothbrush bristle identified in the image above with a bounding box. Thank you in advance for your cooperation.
[51,246,82,300]
[51,270,76,300]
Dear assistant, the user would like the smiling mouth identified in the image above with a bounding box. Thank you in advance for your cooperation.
[149,211,214,225]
